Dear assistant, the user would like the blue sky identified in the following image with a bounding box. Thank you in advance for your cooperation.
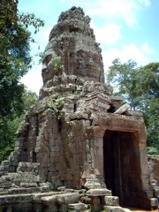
[18,0,159,94]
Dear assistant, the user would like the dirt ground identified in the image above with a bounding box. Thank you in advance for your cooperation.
[131,210,158,212]
[130,208,158,212]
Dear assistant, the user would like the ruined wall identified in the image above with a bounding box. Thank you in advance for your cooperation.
[0,6,153,209]
[148,155,159,198]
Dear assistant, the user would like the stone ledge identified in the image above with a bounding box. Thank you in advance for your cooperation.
[86,188,112,197]
[0,191,58,205]
[104,196,119,206]
[41,192,80,205]
[0,194,33,204]
[68,202,88,211]
[104,206,131,212]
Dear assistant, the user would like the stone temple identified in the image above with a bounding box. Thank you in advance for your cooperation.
[0,6,156,211]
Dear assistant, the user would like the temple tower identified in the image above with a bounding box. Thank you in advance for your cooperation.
[0,7,153,209]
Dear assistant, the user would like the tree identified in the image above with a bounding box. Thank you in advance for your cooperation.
[0,88,38,162]
[107,58,142,110]
[137,63,159,154]
[0,0,44,161]
[0,0,44,118]
[107,59,159,154]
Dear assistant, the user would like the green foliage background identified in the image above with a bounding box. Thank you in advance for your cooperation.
[107,59,159,155]
[0,88,38,162]
[0,0,43,162]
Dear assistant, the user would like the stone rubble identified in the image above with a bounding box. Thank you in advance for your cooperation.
[148,155,159,208]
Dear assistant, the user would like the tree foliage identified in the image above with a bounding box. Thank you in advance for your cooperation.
[0,0,44,118]
[107,58,140,110]
[0,0,44,161]
[0,88,38,162]
[107,59,159,154]
[138,63,159,153]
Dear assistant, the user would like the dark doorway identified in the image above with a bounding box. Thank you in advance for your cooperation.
[103,130,145,208]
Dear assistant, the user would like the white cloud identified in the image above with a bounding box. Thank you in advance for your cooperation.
[121,44,147,62]
[60,0,80,3]
[87,0,138,28]
[42,26,53,40]
[58,0,150,28]
[33,26,53,52]
[91,21,122,45]
[21,27,52,95]
[102,43,154,73]
[140,43,153,55]
[139,0,151,7]
[20,65,43,94]
[58,0,140,28]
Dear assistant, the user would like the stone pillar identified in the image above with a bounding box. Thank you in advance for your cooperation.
[84,130,106,189]
[138,132,153,199]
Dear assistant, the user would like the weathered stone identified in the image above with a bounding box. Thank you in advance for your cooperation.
[1,160,10,166]
[68,202,88,211]
[154,188,159,197]
[0,6,153,211]
[86,189,112,197]
[32,192,58,202]
[104,206,131,212]
[104,196,119,206]
[20,182,38,187]
[0,182,12,188]
[84,175,106,189]
[17,162,40,173]
[8,187,36,194]
[70,111,89,120]
[148,155,159,201]
[56,193,80,204]
[110,96,123,108]
[150,198,158,209]
[41,195,57,205]
[114,103,130,114]
[0,193,33,204]
[8,165,16,172]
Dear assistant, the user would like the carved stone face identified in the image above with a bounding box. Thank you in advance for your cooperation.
[76,50,103,81]
[41,5,105,84]
[41,49,62,84]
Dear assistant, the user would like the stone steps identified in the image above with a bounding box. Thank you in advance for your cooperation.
[0,187,133,212]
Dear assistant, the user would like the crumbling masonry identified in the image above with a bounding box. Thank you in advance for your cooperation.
[0,6,155,211]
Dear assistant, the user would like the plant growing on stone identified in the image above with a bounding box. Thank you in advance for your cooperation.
[47,93,65,119]
[53,56,63,75]
[73,90,81,97]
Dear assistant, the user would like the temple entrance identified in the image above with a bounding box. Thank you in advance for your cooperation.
[103,130,144,207]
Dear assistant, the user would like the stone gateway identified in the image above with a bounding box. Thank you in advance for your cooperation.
[0,6,155,211]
